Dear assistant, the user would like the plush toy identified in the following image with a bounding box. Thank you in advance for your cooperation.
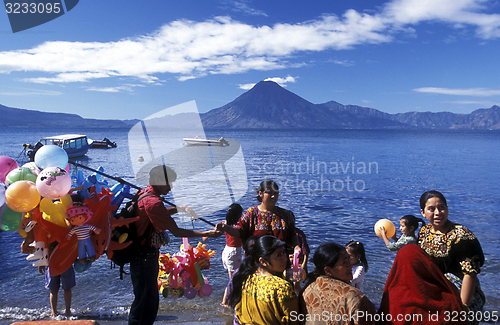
[66,202,101,264]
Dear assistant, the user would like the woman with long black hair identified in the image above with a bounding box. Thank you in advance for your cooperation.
[227,235,299,325]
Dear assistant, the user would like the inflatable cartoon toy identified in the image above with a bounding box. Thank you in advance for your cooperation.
[0,156,18,184]
[5,180,40,212]
[374,219,396,239]
[66,202,101,264]
[284,247,307,283]
[157,238,216,299]
[34,145,68,169]
[36,167,71,199]
[40,195,72,228]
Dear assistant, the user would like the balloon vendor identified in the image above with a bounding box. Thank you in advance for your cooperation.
[65,202,101,264]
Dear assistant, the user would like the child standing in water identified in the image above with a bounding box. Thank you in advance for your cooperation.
[379,215,425,251]
[220,203,243,307]
[345,240,368,292]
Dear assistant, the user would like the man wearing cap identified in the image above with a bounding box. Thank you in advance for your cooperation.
[128,165,223,325]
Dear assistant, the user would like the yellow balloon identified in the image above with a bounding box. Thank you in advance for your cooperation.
[5,180,40,212]
[374,219,396,238]
[40,195,72,228]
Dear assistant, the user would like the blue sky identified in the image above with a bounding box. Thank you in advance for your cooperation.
[1,0,500,120]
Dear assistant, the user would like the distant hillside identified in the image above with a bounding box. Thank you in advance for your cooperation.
[0,104,132,128]
[2,81,500,130]
[201,81,408,129]
[202,81,500,130]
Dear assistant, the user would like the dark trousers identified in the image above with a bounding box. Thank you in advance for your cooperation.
[128,248,159,325]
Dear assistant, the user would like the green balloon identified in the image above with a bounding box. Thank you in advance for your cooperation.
[5,167,37,186]
[1,204,22,231]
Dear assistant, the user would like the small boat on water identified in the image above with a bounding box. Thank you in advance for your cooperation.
[24,134,93,161]
[183,136,230,146]
[89,137,117,149]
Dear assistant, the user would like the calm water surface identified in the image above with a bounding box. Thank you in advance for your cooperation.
[0,127,499,323]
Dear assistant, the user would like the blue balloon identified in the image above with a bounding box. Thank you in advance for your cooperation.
[74,260,91,273]
[34,145,68,169]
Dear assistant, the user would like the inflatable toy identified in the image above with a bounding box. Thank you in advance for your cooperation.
[5,167,38,186]
[1,205,23,231]
[25,208,50,267]
[66,202,101,264]
[284,247,307,283]
[0,156,18,184]
[34,145,68,169]
[5,180,40,212]
[36,167,71,199]
[374,219,396,239]
[40,195,72,227]
[22,162,41,175]
[157,238,216,299]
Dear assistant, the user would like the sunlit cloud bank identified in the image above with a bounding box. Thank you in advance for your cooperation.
[0,0,498,86]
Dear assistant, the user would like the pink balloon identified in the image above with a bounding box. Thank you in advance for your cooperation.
[0,156,19,184]
[198,284,212,297]
[36,167,72,199]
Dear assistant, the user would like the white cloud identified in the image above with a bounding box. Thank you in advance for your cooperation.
[413,87,500,97]
[0,0,498,84]
[238,75,296,89]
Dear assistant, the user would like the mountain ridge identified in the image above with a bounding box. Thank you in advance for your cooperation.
[2,81,499,130]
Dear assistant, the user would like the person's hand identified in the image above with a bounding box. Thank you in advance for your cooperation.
[379,226,388,239]
[182,206,199,221]
[215,221,225,232]
[94,228,101,235]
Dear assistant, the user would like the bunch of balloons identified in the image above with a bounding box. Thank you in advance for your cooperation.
[0,146,72,233]
[158,238,216,299]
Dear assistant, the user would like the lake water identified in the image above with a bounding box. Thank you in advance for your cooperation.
[0,127,499,324]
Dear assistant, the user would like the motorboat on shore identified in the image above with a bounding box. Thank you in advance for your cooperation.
[23,134,92,160]
[183,136,230,146]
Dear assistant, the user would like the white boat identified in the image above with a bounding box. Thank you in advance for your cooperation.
[24,134,92,160]
[183,136,230,146]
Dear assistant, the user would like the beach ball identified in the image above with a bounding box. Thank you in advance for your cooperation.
[5,167,38,186]
[34,145,68,170]
[5,180,40,212]
[22,162,41,175]
[36,167,71,199]
[74,260,91,273]
[0,156,19,184]
[374,219,396,239]
[1,205,23,231]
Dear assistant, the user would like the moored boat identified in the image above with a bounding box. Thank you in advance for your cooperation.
[183,136,230,146]
[90,137,117,149]
[24,134,92,160]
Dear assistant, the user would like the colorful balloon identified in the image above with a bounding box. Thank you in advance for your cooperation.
[0,156,19,184]
[1,205,23,231]
[22,162,41,175]
[5,180,40,212]
[374,219,396,239]
[34,145,68,170]
[5,167,38,186]
[36,167,71,199]
[74,260,91,273]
